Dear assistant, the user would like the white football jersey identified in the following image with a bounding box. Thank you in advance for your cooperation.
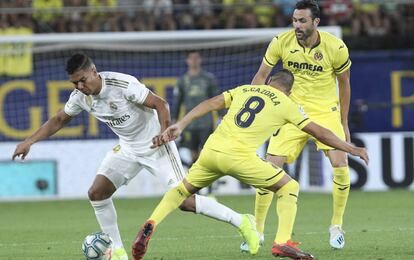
[64,71,161,155]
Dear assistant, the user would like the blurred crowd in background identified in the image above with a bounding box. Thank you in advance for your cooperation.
[1,0,414,49]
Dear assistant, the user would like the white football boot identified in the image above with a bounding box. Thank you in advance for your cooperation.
[329,225,345,249]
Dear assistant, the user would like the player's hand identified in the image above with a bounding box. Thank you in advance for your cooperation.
[151,124,183,148]
[352,147,369,165]
[161,124,183,143]
[12,141,32,160]
[151,135,164,148]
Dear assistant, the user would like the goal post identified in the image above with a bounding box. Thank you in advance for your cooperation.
[0,27,341,198]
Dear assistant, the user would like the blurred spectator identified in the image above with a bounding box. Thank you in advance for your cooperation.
[222,0,257,28]
[118,0,146,31]
[65,0,86,32]
[173,0,194,30]
[87,0,119,32]
[273,0,296,27]
[0,1,412,49]
[143,0,176,30]
[321,0,353,36]
[32,0,64,32]
[190,0,216,29]
[352,1,390,37]
[254,0,276,28]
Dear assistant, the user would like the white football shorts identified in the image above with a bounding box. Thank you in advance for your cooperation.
[97,141,186,189]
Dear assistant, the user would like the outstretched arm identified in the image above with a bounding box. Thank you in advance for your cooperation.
[12,110,72,160]
[176,94,225,131]
[251,62,272,85]
[154,94,225,146]
[302,122,369,165]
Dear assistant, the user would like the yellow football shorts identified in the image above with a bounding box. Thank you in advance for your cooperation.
[186,147,286,189]
[267,110,345,163]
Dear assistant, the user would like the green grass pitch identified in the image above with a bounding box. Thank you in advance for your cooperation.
[0,190,413,259]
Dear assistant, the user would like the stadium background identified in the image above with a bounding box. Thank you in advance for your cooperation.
[0,1,413,198]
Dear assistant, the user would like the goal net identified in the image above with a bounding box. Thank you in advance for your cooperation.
[0,27,341,198]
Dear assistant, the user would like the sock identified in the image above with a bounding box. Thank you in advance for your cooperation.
[90,198,124,249]
[149,182,191,224]
[274,180,299,244]
[331,166,350,227]
[255,188,274,234]
[195,194,242,228]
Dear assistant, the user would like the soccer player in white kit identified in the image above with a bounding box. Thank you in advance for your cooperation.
[12,54,259,260]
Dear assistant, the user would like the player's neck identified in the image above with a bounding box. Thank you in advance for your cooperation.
[299,30,320,48]
[188,68,201,76]
[92,75,103,95]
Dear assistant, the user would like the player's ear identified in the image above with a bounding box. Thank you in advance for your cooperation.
[313,18,320,27]
[91,65,98,76]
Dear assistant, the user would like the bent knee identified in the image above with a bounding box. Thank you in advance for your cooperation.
[331,162,348,168]
[179,196,196,212]
[88,187,110,201]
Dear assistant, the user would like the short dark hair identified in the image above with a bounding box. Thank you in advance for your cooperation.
[295,0,320,19]
[269,69,294,92]
[65,53,94,74]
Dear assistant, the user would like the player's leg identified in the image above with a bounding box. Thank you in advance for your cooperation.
[133,148,259,259]
[132,179,199,260]
[132,147,217,260]
[314,112,348,249]
[197,128,216,196]
[181,149,259,255]
[326,149,349,249]
[231,154,313,259]
[155,141,243,228]
[255,155,287,235]
[241,124,307,252]
[91,145,142,260]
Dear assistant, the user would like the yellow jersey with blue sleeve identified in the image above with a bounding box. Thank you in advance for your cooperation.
[263,29,351,115]
[203,84,311,154]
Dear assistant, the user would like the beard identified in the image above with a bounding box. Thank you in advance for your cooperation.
[295,28,313,41]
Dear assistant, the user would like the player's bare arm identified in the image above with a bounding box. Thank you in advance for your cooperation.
[157,94,225,146]
[12,110,73,160]
[337,69,351,142]
[251,62,272,85]
[142,91,171,147]
[302,122,369,165]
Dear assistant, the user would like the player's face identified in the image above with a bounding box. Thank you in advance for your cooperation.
[186,52,202,68]
[69,68,99,95]
[292,9,319,41]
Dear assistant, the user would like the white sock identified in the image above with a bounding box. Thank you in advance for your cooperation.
[90,198,124,249]
[195,194,243,228]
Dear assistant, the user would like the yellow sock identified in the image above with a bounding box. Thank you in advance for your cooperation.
[331,166,350,226]
[274,180,299,244]
[149,182,191,225]
[255,188,274,234]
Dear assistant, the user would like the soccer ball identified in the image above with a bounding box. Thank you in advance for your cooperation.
[82,232,113,259]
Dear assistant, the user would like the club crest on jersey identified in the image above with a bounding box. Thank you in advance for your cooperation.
[109,102,118,111]
[314,51,323,61]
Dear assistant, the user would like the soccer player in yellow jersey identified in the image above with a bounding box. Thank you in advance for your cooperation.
[244,0,353,251]
[132,70,368,260]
